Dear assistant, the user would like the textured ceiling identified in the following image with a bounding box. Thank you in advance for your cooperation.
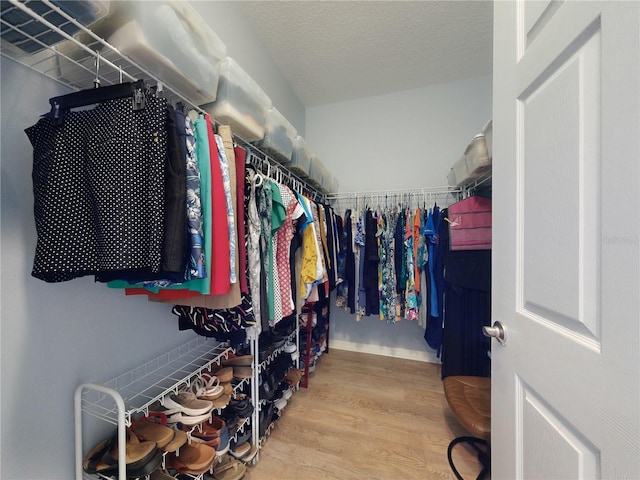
[237,0,493,107]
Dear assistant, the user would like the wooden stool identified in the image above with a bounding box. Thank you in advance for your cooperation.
[443,376,491,480]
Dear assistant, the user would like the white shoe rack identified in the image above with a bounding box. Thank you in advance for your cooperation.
[75,337,238,480]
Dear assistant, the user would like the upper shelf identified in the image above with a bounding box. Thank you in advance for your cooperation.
[1,0,205,109]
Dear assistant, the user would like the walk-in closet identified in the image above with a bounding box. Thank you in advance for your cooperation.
[2,1,639,480]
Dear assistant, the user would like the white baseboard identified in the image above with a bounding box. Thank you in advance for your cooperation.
[329,339,441,364]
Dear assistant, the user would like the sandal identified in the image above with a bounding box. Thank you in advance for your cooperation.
[221,354,253,367]
[131,413,175,449]
[162,428,187,453]
[213,454,247,480]
[163,392,214,416]
[84,429,162,478]
[165,442,216,475]
[191,374,224,400]
[209,366,234,383]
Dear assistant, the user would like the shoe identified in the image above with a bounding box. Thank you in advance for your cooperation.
[221,355,253,367]
[163,392,214,416]
[162,429,187,453]
[228,395,254,418]
[191,374,225,400]
[283,341,297,354]
[209,366,234,383]
[274,396,287,411]
[131,414,175,449]
[165,442,215,475]
[229,441,251,459]
[212,454,247,480]
[232,365,253,379]
[282,387,293,400]
[83,429,162,479]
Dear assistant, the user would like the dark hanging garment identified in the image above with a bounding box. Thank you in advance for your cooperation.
[344,210,356,314]
[323,204,337,292]
[160,104,187,277]
[394,209,407,307]
[440,283,491,379]
[363,209,379,316]
[26,94,168,283]
[424,207,447,355]
[440,232,492,379]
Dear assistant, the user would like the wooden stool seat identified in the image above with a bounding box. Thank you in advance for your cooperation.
[443,375,491,441]
[443,375,491,480]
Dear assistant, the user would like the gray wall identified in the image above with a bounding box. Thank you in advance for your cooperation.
[306,76,493,362]
[0,57,201,479]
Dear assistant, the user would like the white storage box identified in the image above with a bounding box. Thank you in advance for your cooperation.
[319,169,335,194]
[482,119,493,159]
[328,176,339,195]
[448,126,493,187]
[308,156,325,189]
[107,1,226,105]
[55,1,226,105]
[290,136,313,178]
[203,57,272,142]
[448,154,470,187]
[256,107,297,163]
[464,133,492,181]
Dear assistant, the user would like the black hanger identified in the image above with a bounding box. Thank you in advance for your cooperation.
[47,79,146,124]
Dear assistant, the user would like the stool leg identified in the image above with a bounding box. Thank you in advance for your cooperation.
[447,436,490,480]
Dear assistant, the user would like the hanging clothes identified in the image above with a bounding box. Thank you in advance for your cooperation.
[26,94,169,283]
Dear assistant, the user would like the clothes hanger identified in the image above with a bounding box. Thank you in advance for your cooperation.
[47,52,146,124]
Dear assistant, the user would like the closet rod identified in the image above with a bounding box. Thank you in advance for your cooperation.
[247,151,324,202]
[326,185,463,200]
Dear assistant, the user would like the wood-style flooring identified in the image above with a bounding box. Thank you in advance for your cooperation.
[246,349,483,480]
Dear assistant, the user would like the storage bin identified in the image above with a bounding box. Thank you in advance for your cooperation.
[256,107,297,164]
[107,1,226,105]
[290,136,313,178]
[328,176,340,195]
[308,156,325,188]
[319,170,335,195]
[482,119,493,160]
[203,57,272,142]
[464,133,491,181]
[55,1,226,105]
[1,0,110,56]
[448,154,470,187]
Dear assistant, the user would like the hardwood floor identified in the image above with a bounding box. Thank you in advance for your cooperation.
[246,349,484,480]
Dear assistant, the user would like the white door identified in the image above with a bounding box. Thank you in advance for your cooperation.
[491,1,639,478]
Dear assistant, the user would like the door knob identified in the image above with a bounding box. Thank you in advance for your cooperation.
[483,321,507,346]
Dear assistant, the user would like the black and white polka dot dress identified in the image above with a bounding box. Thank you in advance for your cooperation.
[25,95,167,282]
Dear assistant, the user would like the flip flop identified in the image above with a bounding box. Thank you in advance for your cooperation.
[131,413,175,449]
[221,355,253,367]
[191,374,225,400]
[209,366,234,383]
[84,429,161,478]
[213,454,247,480]
[101,429,158,468]
[165,442,216,474]
[162,428,187,453]
[163,392,214,416]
